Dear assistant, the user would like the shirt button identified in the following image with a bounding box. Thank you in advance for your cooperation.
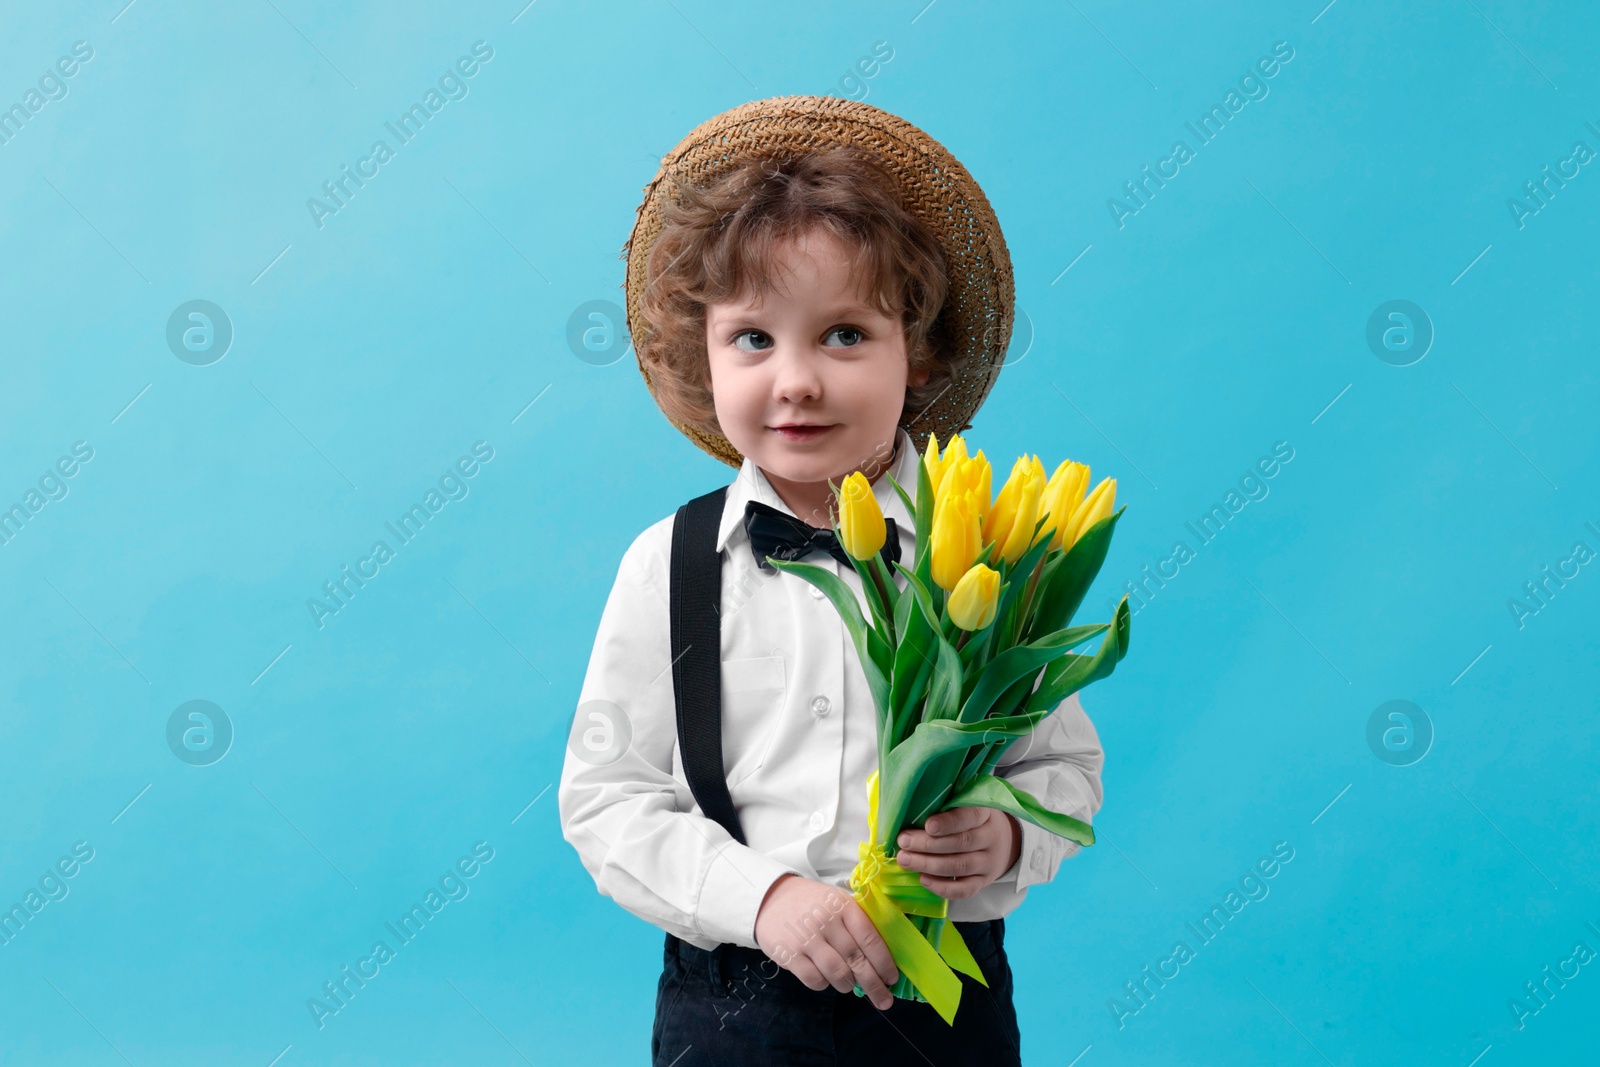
[1029,850,1043,871]
[809,811,826,832]
[810,695,831,717]
[809,585,825,600]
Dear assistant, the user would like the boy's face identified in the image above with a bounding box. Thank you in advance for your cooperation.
[703,227,929,500]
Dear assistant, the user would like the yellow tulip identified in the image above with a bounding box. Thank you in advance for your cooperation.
[984,455,1047,563]
[923,433,946,496]
[1061,477,1117,550]
[1001,457,1048,563]
[981,456,1026,547]
[1040,459,1090,551]
[947,563,1000,631]
[939,451,991,526]
[929,489,983,591]
[923,432,969,499]
[971,452,994,526]
[836,471,886,560]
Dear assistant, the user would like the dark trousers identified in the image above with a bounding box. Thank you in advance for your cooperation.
[651,918,1021,1067]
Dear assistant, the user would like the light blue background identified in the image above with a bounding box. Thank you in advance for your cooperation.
[2,1,1596,1064]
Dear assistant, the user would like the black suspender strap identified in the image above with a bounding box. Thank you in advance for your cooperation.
[668,484,747,846]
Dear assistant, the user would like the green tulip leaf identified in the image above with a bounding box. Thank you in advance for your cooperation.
[991,515,1055,640]
[1025,596,1133,714]
[941,773,1094,847]
[878,710,1053,848]
[924,632,963,723]
[891,560,944,637]
[915,456,935,571]
[886,468,916,530]
[830,511,894,645]
[899,634,970,824]
[1032,506,1124,636]
[957,624,1107,724]
[893,569,918,639]
[865,551,902,625]
[768,558,891,721]
[889,600,936,748]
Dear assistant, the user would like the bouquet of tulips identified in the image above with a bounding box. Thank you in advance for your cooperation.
[765,433,1133,1025]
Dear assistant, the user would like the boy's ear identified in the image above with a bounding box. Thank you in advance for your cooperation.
[909,364,930,388]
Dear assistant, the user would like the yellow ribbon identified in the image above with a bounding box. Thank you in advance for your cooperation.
[848,769,988,1025]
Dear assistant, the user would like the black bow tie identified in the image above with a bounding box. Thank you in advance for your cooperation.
[744,500,902,575]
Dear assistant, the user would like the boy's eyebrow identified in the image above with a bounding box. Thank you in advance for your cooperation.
[828,301,886,318]
[707,300,888,325]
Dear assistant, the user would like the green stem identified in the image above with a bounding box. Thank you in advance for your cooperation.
[890,646,938,753]
[868,558,896,646]
[1008,550,1048,647]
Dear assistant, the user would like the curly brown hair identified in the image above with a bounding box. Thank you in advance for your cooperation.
[630,145,958,439]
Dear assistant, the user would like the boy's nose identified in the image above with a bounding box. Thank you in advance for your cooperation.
[771,348,824,403]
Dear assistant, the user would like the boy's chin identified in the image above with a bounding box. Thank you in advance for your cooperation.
[753,453,835,486]
[731,423,898,484]
[745,440,855,485]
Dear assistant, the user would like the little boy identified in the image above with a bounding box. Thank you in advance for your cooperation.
[559,97,1104,1067]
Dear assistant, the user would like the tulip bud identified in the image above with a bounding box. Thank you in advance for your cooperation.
[930,489,982,591]
[945,435,970,469]
[969,451,992,526]
[1040,459,1090,551]
[947,563,1000,631]
[940,451,991,527]
[837,471,886,560]
[925,432,968,497]
[923,433,947,497]
[938,435,972,498]
[982,456,1031,550]
[1062,477,1117,550]
[998,458,1046,564]
[985,456,1047,564]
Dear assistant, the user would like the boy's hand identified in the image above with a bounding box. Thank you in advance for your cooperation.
[754,873,900,1009]
[894,806,1022,899]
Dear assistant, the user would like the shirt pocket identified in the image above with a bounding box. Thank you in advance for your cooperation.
[720,654,788,787]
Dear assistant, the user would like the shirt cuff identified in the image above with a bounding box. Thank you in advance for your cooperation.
[1013,816,1077,890]
[694,841,800,949]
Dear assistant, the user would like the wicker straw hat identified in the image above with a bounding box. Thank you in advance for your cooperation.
[622,94,1015,470]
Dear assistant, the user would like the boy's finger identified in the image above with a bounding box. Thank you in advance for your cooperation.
[919,872,989,900]
[914,805,987,840]
[786,954,829,993]
[842,948,895,1010]
[810,942,859,995]
[855,967,895,1012]
[841,904,900,987]
[895,824,972,853]
[895,829,929,854]
[824,923,895,1009]
[897,823,990,854]
[897,848,980,878]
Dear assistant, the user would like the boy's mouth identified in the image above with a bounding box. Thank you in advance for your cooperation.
[770,423,835,442]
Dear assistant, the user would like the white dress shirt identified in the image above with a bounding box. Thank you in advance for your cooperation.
[559,426,1105,951]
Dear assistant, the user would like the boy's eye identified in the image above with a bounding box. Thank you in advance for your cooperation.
[825,326,865,347]
[731,329,773,353]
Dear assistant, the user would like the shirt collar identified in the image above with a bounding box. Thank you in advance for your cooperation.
[715,426,922,556]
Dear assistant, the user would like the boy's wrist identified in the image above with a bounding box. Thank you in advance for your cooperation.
[756,872,796,921]
[1004,813,1023,874]
[698,847,800,950]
